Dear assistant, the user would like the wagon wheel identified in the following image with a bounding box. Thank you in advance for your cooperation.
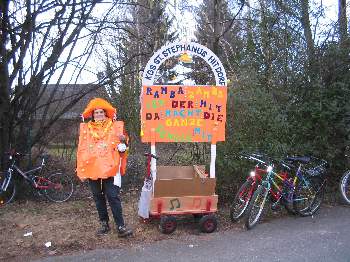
[198,214,217,233]
[159,216,177,234]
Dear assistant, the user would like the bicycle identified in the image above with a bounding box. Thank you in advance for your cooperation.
[285,156,328,217]
[0,150,74,206]
[340,171,350,204]
[230,153,273,222]
[230,153,297,222]
[245,156,328,229]
[339,152,350,204]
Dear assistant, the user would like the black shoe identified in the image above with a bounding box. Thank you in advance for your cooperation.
[118,225,133,238]
[97,221,110,236]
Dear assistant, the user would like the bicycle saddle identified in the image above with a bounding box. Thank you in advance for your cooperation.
[284,156,311,163]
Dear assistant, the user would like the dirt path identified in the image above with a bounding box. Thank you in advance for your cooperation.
[36,205,350,262]
[2,188,344,262]
[0,191,237,261]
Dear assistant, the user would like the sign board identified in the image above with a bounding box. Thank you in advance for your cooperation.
[142,42,227,86]
[141,85,227,143]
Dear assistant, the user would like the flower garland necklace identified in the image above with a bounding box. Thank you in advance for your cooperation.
[88,119,113,140]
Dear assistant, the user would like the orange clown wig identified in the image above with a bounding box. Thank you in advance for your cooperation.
[82,98,117,119]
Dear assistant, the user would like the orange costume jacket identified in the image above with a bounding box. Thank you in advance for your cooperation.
[76,120,128,180]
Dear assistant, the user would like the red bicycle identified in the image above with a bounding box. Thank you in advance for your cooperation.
[230,153,269,222]
[0,150,74,205]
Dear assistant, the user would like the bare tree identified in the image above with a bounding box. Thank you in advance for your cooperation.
[0,0,105,167]
[98,0,176,142]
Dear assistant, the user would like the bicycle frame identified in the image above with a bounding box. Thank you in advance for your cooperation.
[245,159,292,202]
[263,161,321,207]
[2,156,58,191]
[9,163,43,181]
[238,166,265,200]
[258,164,293,204]
[238,154,286,204]
[266,168,291,203]
[1,156,36,192]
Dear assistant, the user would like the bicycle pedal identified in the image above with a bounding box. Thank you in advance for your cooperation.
[271,202,281,211]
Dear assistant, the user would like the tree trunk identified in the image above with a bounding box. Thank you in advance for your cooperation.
[0,0,11,168]
[300,0,316,77]
[212,0,220,54]
[338,0,349,48]
[259,0,273,91]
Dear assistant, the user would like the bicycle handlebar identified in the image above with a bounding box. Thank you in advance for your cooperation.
[283,156,329,168]
[240,153,297,171]
[5,150,23,157]
[4,150,50,168]
[144,153,159,160]
[240,153,275,166]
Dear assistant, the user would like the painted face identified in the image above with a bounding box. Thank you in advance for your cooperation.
[93,109,106,121]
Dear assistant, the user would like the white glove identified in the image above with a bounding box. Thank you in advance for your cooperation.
[117,143,127,153]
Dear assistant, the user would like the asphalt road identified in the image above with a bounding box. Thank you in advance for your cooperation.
[36,205,350,262]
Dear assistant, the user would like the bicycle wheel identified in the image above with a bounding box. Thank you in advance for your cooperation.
[281,185,297,215]
[293,176,324,217]
[282,199,297,215]
[43,172,74,202]
[230,180,256,222]
[340,171,350,204]
[245,185,269,230]
[0,172,16,206]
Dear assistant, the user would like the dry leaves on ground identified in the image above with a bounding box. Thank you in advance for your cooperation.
[0,190,240,261]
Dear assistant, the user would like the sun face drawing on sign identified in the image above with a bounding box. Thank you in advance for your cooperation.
[141,42,228,143]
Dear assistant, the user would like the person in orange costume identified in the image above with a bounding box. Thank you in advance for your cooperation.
[77,98,133,237]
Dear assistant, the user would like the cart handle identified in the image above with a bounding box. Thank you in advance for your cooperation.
[144,153,159,180]
[144,153,159,160]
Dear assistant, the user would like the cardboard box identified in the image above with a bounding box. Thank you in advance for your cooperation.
[154,165,216,198]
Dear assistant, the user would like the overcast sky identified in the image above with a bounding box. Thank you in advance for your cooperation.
[51,0,341,85]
